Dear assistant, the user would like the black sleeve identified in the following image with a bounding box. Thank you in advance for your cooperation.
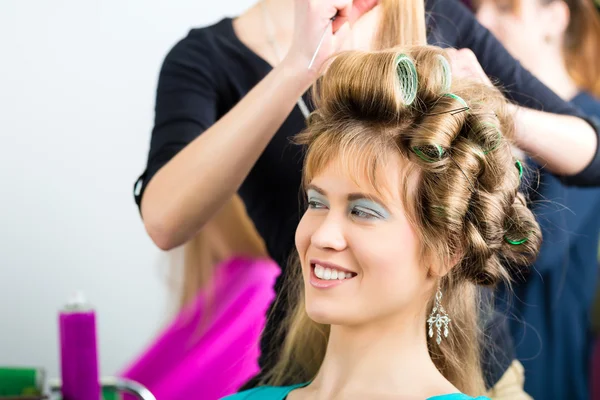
[481,309,515,390]
[426,0,600,187]
[133,32,219,210]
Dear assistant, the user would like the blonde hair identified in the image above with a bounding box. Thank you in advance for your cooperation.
[173,195,267,311]
[259,46,542,396]
[374,0,427,49]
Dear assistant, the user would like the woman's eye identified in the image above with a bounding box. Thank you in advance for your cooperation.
[308,200,327,209]
[351,207,380,219]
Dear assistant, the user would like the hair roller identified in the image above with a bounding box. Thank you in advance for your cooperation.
[436,54,452,92]
[412,144,445,163]
[395,54,418,106]
[442,93,469,110]
[515,159,523,180]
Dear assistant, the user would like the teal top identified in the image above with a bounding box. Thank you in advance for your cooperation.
[222,383,490,399]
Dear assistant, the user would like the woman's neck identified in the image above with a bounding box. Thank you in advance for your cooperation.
[528,48,579,101]
[234,0,295,66]
[261,0,295,47]
[263,0,294,24]
[308,312,455,398]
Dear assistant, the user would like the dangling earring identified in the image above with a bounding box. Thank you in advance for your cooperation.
[427,287,451,345]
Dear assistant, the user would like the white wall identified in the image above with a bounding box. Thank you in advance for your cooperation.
[0,0,254,380]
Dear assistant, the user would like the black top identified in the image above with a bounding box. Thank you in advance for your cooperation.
[500,92,600,399]
[134,0,600,388]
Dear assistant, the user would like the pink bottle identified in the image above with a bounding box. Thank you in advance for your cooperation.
[59,291,101,400]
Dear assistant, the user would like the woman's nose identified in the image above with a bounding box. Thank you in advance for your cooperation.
[311,212,348,252]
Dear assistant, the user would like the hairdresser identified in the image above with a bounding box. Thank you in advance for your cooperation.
[134,0,600,392]
[474,0,600,398]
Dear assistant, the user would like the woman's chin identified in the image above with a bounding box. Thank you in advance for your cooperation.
[305,301,353,325]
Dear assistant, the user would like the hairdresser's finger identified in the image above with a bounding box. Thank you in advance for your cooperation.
[447,48,493,87]
[350,4,380,50]
[350,0,378,23]
[333,21,352,50]
[331,0,353,32]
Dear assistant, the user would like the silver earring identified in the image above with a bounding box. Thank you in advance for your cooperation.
[427,288,451,345]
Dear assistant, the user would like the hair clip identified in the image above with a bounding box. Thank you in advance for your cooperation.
[412,144,445,163]
[436,54,452,92]
[515,159,523,180]
[504,234,529,245]
[395,54,418,106]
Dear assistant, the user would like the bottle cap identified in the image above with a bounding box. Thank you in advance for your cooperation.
[63,290,91,311]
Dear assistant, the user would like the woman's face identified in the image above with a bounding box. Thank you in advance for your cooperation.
[295,155,435,327]
[475,0,555,72]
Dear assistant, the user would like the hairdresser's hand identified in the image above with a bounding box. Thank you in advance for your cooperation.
[350,0,379,24]
[285,0,377,77]
[446,48,493,87]
[348,4,381,51]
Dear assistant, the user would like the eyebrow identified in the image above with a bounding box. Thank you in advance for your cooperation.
[305,183,389,206]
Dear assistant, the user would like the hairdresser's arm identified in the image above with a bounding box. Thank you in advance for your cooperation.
[141,59,310,250]
[508,105,600,180]
[430,0,600,186]
[140,0,363,251]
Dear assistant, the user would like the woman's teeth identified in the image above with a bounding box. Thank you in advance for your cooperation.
[314,264,353,280]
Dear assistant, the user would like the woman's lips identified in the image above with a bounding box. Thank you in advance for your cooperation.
[309,263,357,289]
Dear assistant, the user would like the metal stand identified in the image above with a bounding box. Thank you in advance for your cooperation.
[48,377,156,400]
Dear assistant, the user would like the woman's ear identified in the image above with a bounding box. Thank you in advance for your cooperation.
[427,251,463,278]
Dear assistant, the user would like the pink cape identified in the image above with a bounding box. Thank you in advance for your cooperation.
[119,257,280,400]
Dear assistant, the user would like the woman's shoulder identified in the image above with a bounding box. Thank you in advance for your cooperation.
[428,394,490,400]
[222,387,489,400]
[221,384,305,400]
[165,18,233,60]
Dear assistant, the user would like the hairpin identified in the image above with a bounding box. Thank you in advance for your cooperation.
[426,106,470,117]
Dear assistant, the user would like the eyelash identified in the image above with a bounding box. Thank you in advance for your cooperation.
[307,200,326,209]
[352,207,379,219]
[307,200,380,220]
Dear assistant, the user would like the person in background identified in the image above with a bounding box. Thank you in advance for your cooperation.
[122,195,280,400]
[475,0,600,398]
[134,0,600,394]
[173,194,268,310]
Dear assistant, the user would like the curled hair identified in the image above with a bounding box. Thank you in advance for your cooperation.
[261,47,541,396]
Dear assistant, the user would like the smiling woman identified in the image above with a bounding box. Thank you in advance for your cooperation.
[222,46,543,400]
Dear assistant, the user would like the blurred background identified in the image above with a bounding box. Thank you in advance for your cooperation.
[0,0,255,380]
